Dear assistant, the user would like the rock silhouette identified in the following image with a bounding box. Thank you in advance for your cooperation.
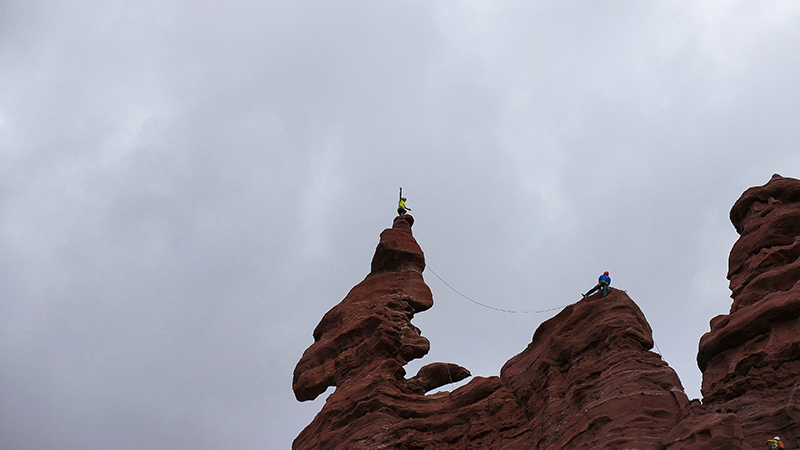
[293,176,799,449]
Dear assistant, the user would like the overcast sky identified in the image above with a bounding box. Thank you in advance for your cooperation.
[2,1,800,449]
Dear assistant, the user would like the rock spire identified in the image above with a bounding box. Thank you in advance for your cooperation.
[293,176,800,448]
[698,174,800,449]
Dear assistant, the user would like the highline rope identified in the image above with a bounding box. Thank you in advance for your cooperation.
[394,228,567,314]
[394,226,668,358]
[425,264,566,314]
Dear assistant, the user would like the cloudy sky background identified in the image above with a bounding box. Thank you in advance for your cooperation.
[2,1,800,449]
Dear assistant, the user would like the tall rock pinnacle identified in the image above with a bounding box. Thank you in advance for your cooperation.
[292,214,439,403]
[698,174,800,449]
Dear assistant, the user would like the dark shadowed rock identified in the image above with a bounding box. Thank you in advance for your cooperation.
[698,174,800,449]
[662,400,747,450]
[407,362,471,394]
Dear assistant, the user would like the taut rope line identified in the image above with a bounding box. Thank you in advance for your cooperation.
[428,259,666,356]
[394,228,567,314]
[391,225,668,360]
[425,264,565,314]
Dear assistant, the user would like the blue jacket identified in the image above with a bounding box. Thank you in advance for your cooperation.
[599,274,611,286]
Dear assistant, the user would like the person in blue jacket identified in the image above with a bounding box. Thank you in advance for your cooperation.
[583,271,611,298]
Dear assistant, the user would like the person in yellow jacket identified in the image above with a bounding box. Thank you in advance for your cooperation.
[767,436,784,449]
[398,187,411,216]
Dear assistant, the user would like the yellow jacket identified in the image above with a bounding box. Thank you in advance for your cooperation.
[767,439,784,449]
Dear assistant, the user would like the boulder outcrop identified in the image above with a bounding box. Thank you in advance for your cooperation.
[698,174,800,449]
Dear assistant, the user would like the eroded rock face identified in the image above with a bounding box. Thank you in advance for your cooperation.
[500,289,749,450]
[293,214,752,449]
[502,291,687,448]
[292,215,490,449]
[292,215,437,403]
[698,174,800,449]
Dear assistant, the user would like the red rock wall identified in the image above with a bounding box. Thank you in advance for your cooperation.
[698,174,800,449]
[293,213,760,449]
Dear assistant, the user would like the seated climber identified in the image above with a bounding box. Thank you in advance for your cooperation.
[583,271,611,298]
[398,187,411,216]
[767,436,784,449]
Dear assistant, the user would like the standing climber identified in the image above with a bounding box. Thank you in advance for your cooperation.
[583,271,611,298]
[767,437,785,449]
[398,187,411,216]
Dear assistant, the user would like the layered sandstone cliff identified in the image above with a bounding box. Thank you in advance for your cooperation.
[698,174,800,449]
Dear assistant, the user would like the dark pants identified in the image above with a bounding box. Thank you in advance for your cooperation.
[585,283,609,298]
[398,208,407,216]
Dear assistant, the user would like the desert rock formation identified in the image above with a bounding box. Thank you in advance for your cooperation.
[698,174,800,449]
[293,176,799,449]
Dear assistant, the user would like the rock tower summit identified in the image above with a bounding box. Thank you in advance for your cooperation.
[293,178,800,449]
[698,174,800,447]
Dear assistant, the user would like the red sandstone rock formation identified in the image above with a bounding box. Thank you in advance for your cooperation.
[698,174,800,449]
[500,292,746,449]
[292,215,437,403]
[292,215,522,449]
[294,213,761,449]
[296,174,800,449]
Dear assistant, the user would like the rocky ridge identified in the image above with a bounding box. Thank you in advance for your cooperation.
[293,176,800,449]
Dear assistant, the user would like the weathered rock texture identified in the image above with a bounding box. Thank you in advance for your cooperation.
[500,294,746,450]
[293,212,772,449]
[698,174,800,449]
[292,215,515,449]
[294,175,800,449]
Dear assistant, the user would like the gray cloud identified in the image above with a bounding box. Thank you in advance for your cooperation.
[2,2,800,449]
